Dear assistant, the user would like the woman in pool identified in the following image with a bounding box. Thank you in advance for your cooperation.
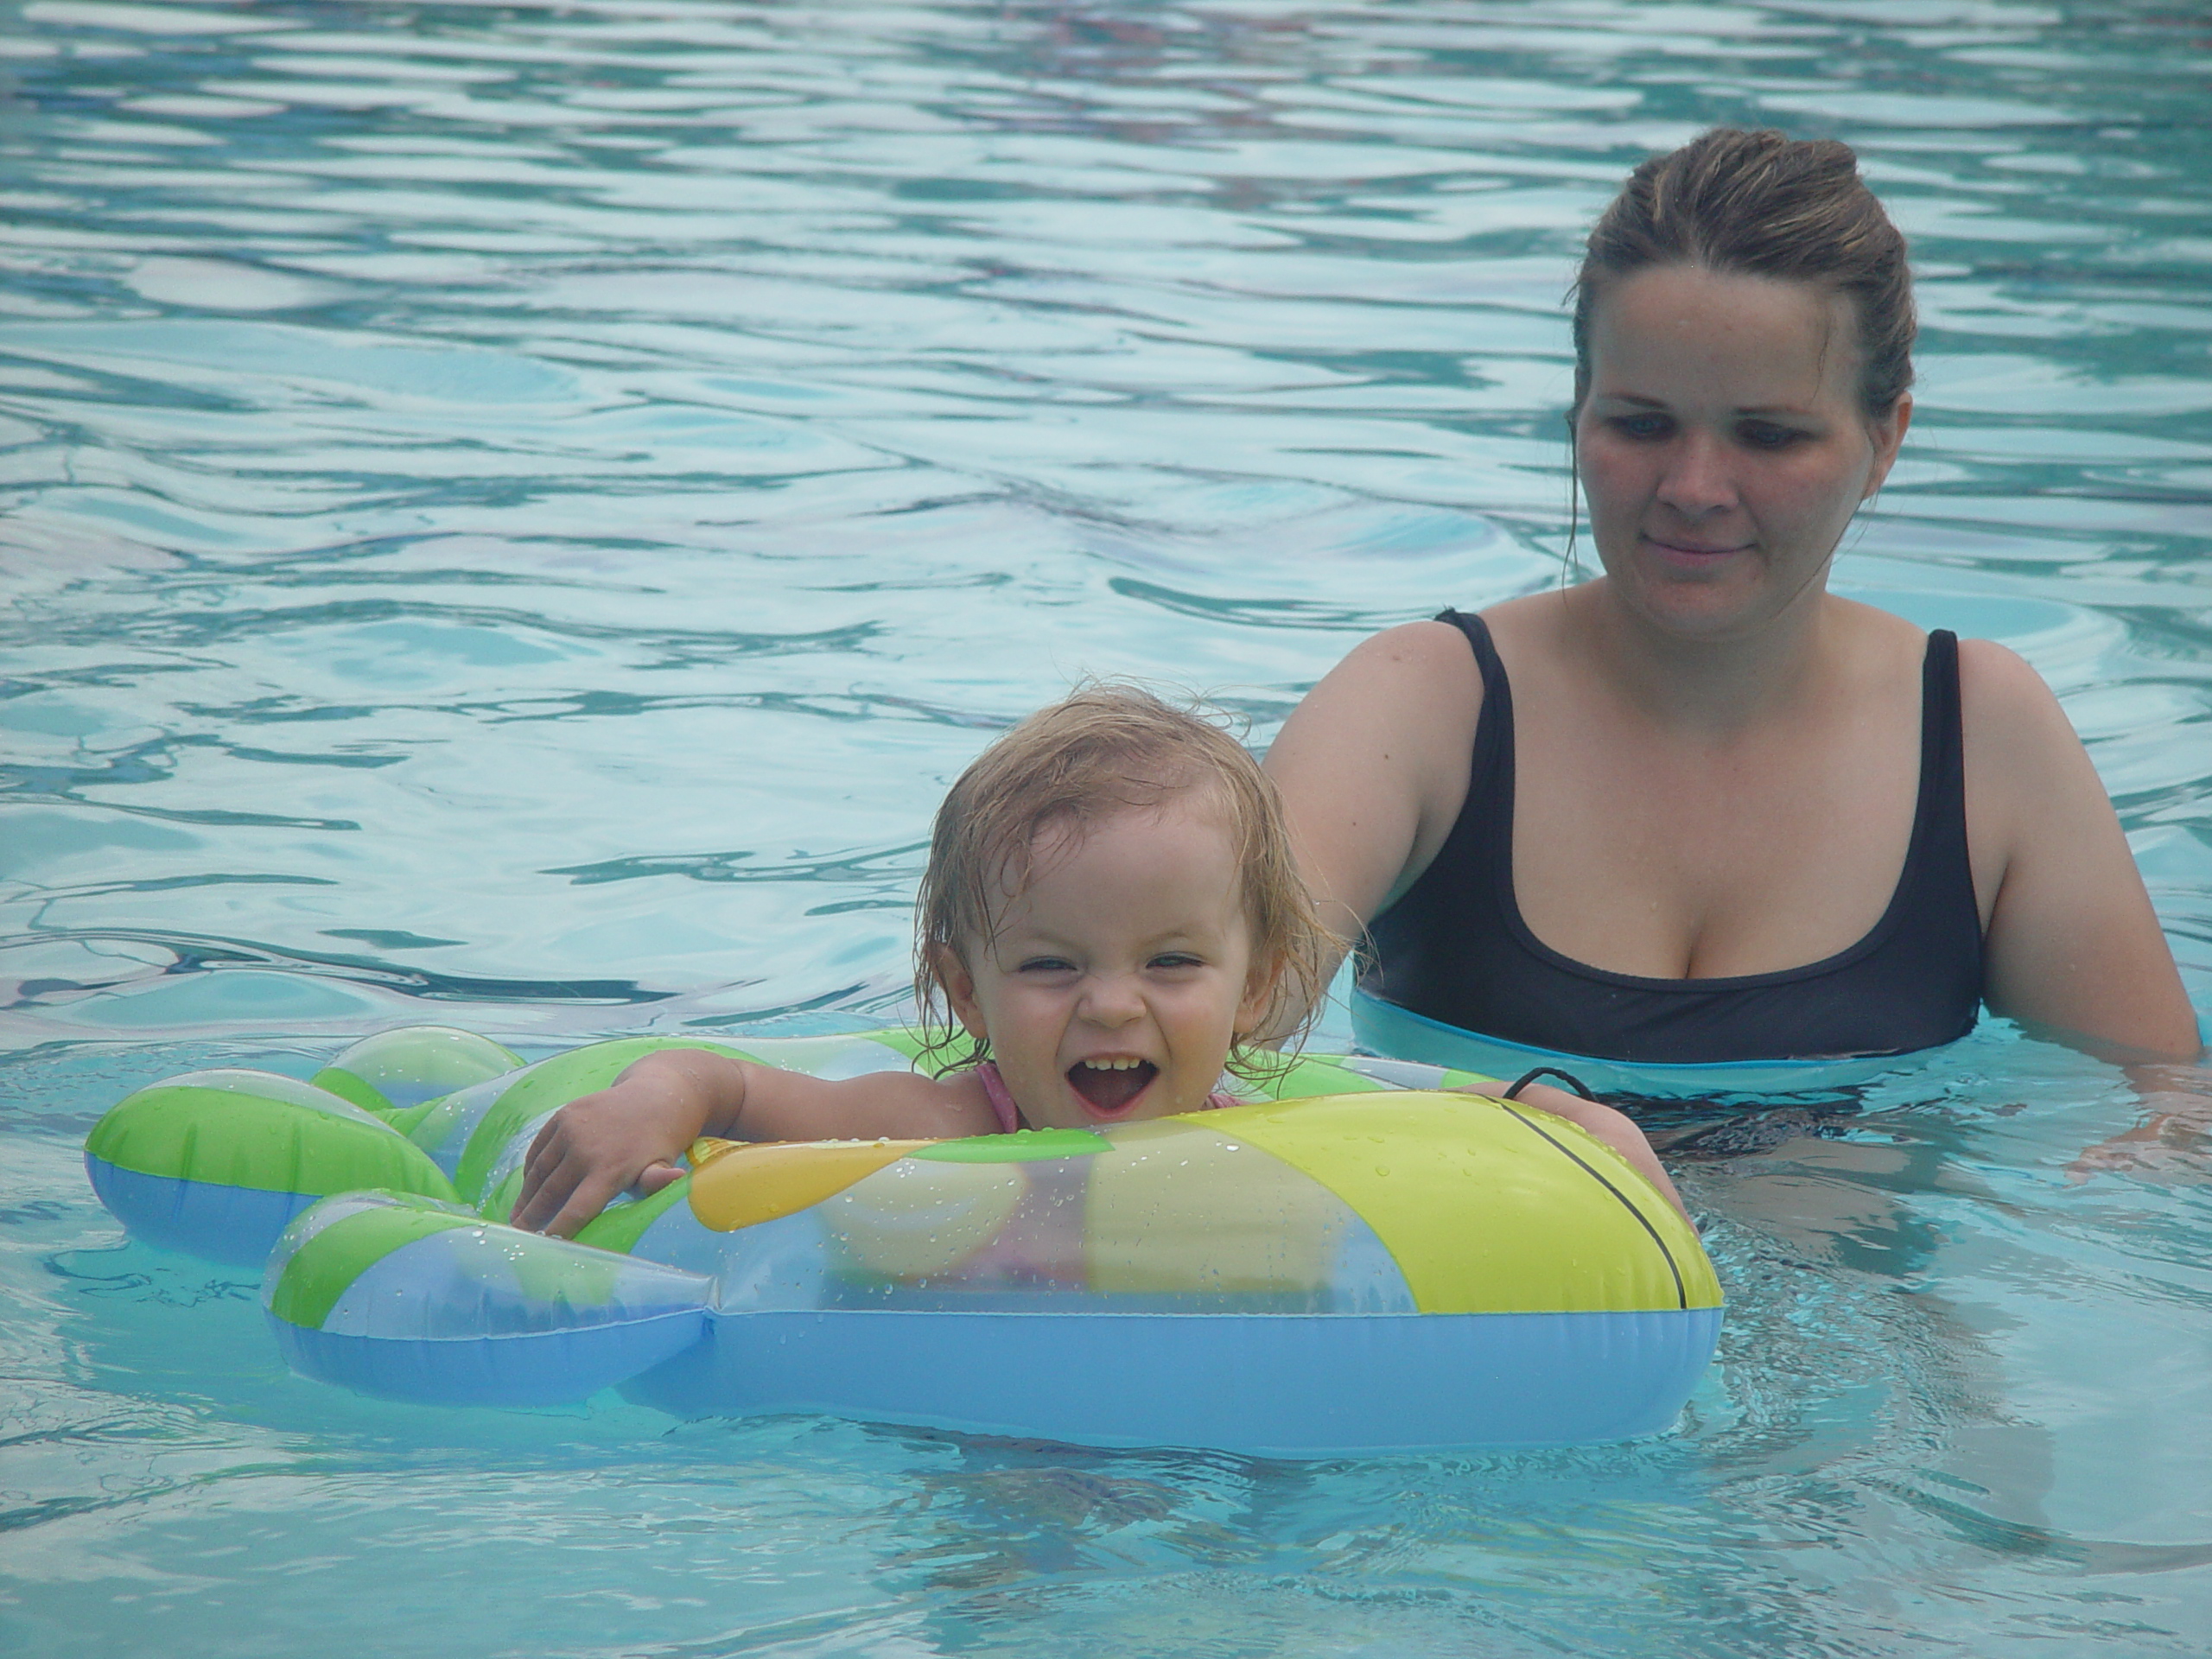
[1265,129,2199,1085]
[512,685,1684,1238]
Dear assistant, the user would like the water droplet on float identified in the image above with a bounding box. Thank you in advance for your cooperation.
[1374,1166,1389,1178]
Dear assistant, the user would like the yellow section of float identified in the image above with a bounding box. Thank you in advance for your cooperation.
[685,1137,932,1231]
[1084,1122,1345,1296]
[677,1092,1720,1316]
[1206,1092,1723,1314]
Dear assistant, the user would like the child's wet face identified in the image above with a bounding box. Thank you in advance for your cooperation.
[944,798,1264,1130]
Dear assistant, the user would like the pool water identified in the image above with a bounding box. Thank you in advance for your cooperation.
[3,2,2209,1654]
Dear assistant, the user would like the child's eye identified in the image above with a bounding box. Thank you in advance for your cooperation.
[1016,956,1077,976]
[1147,952,1204,971]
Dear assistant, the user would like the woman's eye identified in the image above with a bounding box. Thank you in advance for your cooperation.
[1610,413,1670,441]
[1739,421,1804,449]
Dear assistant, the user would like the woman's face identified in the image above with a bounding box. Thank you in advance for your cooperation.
[1574,264,1910,639]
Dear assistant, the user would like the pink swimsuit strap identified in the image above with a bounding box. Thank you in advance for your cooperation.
[969,1061,1238,1133]
[973,1061,1022,1133]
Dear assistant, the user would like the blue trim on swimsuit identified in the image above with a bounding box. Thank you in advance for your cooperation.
[1351,986,1961,1099]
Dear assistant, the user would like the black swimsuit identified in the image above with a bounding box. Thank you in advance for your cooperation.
[1357,611,1986,1065]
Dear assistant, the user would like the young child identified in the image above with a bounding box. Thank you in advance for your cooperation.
[512,686,1685,1237]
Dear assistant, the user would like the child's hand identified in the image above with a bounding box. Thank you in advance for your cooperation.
[512,1049,746,1238]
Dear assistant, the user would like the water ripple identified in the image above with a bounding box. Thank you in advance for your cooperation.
[2,3,2209,1654]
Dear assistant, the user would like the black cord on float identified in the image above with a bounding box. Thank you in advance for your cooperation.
[1503,1066,1601,1103]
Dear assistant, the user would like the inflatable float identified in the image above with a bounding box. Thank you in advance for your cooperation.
[85,1027,1722,1455]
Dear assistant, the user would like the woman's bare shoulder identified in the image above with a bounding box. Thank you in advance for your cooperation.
[1955,635,2080,771]
[1279,615,1481,748]
[1474,588,1566,644]
[1328,614,1480,678]
[1823,592,1934,661]
[1267,614,1491,938]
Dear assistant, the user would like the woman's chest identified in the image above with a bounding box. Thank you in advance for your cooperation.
[1506,699,1926,981]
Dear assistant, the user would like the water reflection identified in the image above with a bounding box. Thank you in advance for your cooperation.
[1,1,2209,1654]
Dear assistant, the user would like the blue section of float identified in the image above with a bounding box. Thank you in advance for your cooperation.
[271,1307,712,1407]
[1351,988,1955,1100]
[623,1306,1724,1452]
[86,1155,316,1269]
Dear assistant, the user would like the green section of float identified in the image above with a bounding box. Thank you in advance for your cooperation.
[379,1098,442,1140]
[309,1067,396,1116]
[266,1193,480,1330]
[87,1072,459,1202]
[311,1027,525,1115]
[451,1037,752,1203]
[480,1167,525,1225]
[1257,1057,1389,1098]
[575,1177,694,1255]
[911,1128,1109,1163]
[509,1224,631,1313]
[270,1187,681,1335]
[855,1027,928,1061]
[403,1078,509,1165]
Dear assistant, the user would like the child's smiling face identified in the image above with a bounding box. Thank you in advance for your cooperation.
[940,796,1267,1129]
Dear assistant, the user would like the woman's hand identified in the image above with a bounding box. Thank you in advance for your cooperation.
[1477,1077,1691,1223]
[512,1048,749,1238]
[2067,1062,2212,1180]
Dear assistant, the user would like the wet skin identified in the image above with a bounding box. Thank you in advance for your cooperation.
[1573,263,1906,643]
[939,798,1268,1130]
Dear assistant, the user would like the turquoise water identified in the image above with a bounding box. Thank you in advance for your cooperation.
[4,1,2210,1653]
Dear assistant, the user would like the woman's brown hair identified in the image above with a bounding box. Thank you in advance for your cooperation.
[1572,127,1915,421]
[912,683,1334,1077]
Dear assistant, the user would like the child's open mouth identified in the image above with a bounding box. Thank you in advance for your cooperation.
[1066,1058,1157,1116]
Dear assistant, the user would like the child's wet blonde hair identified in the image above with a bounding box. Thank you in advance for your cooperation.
[913,683,1334,1077]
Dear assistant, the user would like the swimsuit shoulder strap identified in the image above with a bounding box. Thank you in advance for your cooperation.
[1436,607,1507,697]
[1433,607,1515,893]
[970,1061,1022,1133]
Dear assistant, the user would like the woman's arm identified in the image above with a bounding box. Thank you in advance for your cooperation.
[1262,619,1485,1025]
[1962,639,2200,1062]
[513,1048,996,1237]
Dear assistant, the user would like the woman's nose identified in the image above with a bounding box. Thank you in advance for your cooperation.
[1655,429,1736,517]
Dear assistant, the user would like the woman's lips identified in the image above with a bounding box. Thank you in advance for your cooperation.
[1643,532,1751,557]
[1066,1059,1156,1116]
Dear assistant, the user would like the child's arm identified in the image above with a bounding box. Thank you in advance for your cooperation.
[513,1047,999,1238]
[1466,1078,1690,1223]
